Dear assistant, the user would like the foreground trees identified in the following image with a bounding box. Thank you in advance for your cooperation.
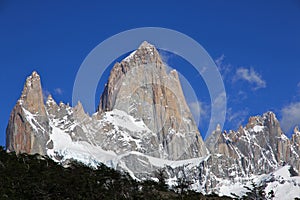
[0,147,230,199]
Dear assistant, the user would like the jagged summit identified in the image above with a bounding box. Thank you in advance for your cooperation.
[205,110,300,172]
[46,94,57,107]
[139,40,154,48]
[123,41,162,64]
[20,71,40,97]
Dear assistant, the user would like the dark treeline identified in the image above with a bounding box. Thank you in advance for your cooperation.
[0,147,232,200]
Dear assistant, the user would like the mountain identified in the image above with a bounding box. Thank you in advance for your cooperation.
[97,41,208,160]
[6,42,208,175]
[6,42,300,199]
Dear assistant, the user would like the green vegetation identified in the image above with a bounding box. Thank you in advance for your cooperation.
[0,147,231,199]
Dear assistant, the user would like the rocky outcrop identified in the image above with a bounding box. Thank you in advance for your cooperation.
[97,41,208,160]
[6,71,50,155]
[202,112,300,193]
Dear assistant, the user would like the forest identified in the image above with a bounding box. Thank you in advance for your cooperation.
[0,146,235,199]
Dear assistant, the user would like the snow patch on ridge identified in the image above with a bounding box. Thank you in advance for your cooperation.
[124,50,137,62]
[102,109,152,133]
[253,125,265,132]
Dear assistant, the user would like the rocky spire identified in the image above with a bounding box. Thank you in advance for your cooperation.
[19,71,46,115]
[205,124,222,153]
[97,41,208,160]
[74,101,86,119]
[45,94,60,116]
[6,71,49,155]
[46,94,56,105]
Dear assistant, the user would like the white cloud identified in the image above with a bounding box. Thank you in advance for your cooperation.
[280,102,300,133]
[54,88,63,95]
[234,67,266,90]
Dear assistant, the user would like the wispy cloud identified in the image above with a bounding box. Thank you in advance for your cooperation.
[214,54,233,79]
[227,107,249,128]
[228,90,248,104]
[237,90,248,100]
[209,92,227,127]
[234,67,266,90]
[158,50,174,64]
[188,100,209,126]
[215,54,225,68]
[212,92,226,109]
[42,88,62,102]
[42,89,51,102]
[280,102,300,133]
[54,88,63,95]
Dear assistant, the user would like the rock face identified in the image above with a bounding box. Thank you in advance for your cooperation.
[98,41,208,159]
[6,71,50,155]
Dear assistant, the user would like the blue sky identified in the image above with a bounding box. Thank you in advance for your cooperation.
[1,1,300,146]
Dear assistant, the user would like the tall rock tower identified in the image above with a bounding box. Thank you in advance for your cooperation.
[6,71,50,155]
[98,41,208,159]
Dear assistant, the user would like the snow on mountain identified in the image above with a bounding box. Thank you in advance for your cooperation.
[263,166,300,199]
[101,109,152,134]
[46,110,208,182]
[218,165,300,199]
[47,122,117,168]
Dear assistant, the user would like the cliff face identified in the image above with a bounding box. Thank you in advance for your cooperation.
[6,71,49,155]
[98,41,208,159]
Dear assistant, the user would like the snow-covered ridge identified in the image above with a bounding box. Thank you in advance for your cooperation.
[46,116,207,177]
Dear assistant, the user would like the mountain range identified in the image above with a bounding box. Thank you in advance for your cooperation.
[6,42,300,199]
